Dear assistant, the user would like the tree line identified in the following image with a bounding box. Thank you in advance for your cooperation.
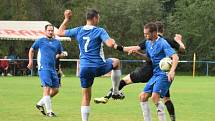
[1,0,215,73]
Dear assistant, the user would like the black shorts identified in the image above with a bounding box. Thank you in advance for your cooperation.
[130,63,153,83]
[165,90,170,97]
[129,62,171,98]
[56,69,61,85]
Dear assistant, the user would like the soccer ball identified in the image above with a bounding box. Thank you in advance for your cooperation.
[159,57,172,71]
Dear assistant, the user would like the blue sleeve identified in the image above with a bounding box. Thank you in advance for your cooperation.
[100,28,110,42]
[58,41,64,54]
[162,40,176,57]
[31,39,40,50]
[65,27,79,38]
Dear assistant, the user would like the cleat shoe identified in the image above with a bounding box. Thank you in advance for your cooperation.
[94,97,109,104]
[47,112,56,117]
[111,91,125,100]
[36,104,46,116]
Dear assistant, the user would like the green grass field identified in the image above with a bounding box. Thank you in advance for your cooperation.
[0,76,215,121]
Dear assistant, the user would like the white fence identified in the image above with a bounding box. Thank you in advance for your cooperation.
[0,59,215,76]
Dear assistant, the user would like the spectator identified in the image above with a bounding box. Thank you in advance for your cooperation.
[7,46,18,75]
[0,56,9,76]
[8,46,17,61]
[18,47,31,75]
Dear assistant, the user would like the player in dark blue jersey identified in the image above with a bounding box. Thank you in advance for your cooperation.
[94,21,184,121]
[57,9,124,121]
[27,24,65,117]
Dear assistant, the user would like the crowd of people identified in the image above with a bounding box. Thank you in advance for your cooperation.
[0,47,31,76]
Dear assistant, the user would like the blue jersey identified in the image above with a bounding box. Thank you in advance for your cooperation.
[145,37,175,75]
[32,37,63,70]
[65,25,110,67]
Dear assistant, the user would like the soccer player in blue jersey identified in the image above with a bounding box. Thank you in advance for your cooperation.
[94,21,184,121]
[57,9,124,121]
[136,22,179,121]
[27,24,65,117]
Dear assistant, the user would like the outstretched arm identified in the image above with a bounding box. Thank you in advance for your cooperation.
[57,10,72,37]
[104,39,150,60]
[104,39,141,52]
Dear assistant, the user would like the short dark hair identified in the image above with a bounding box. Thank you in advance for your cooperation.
[154,21,164,33]
[144,22,157,33]
[86,9,99,20]
[45,24,54,30]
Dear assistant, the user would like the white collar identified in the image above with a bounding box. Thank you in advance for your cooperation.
[83,25,95,30]
[155,36,160,42]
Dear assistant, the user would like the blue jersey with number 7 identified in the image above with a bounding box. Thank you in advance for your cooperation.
[65,25,110,67]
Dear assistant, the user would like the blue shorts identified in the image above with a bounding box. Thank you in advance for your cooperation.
[143,74,171,98]
[38,70,59,88]
[79,59,113,88]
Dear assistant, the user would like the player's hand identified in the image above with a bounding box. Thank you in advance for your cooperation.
[174,34,186,51]
[56,54,60,59]
[62,51,68,56]
[64,9,72,20]
[128,49,137,55]
[27,61,33,70]
[168,70,175,82]
[174,34,182,43]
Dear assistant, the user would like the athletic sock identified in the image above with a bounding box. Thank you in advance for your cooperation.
[156,101,166,121]
[118,80,126,90]
[140,101,152,121]
[111,70,121,95]
[106,80,126,99]
[105,90,112,99]
[37,97,44,106]
[43,96,52,113]
[81,106,90,121]
[165,100,176,121]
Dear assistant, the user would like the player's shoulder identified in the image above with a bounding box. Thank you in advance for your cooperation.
[35,36,46,42]
[84,26,107,34]
[158,36,169,44]
[37,36,46,40]
[67,26,83,32]
[52,37,60,41]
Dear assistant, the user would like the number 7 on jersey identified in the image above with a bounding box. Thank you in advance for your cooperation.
[83,37,90,52]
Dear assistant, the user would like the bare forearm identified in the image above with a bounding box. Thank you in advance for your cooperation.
[170,54,179,72]
[28,48,34,63]
[123,46,141,52]
[57,19,69,36]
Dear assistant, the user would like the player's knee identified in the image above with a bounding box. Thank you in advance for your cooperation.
[163,97,170,103]
[112,58,120,69]
[151,93,160,104]
[139,93,148,102]
[50,88,59,97]
[55,89,59,94]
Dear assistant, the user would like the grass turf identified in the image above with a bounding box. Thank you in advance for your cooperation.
[0,76,214,121]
